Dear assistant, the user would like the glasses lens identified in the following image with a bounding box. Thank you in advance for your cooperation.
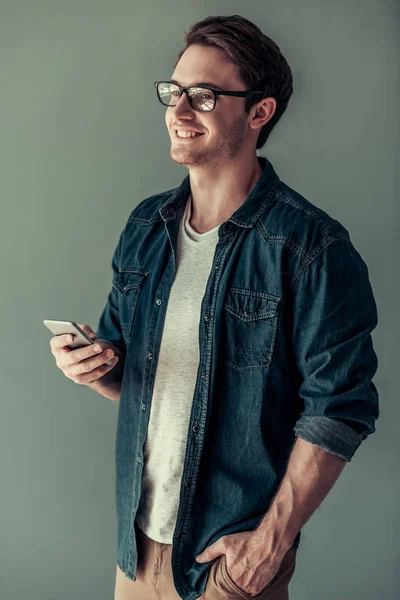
[157,82,179,106]
[190,86,215,111]
[157,82,215,111]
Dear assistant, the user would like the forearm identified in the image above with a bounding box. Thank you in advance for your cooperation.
[255,436,347,553]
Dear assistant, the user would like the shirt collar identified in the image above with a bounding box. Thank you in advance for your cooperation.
[159,156,280,229]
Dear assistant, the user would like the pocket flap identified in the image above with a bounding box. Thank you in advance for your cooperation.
[225,288,281,322]
[112,269,148,294]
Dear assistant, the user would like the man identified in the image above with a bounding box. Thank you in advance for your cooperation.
[56,15,379,600]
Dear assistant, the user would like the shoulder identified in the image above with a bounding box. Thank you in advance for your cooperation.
[260,180,352,256]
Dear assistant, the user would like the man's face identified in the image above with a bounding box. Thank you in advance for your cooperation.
[165,44,259,168]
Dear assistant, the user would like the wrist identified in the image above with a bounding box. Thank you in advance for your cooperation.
[254,498,298,553]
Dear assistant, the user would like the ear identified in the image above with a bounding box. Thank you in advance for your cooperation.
[250,96,277,131]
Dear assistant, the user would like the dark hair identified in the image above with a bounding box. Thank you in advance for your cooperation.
[174,15,293,149]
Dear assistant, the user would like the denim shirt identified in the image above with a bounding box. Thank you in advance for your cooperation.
[96,156,379,600]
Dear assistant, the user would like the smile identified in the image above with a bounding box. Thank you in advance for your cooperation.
[174,130,205,140]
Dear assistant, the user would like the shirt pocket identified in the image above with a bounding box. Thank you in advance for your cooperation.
[112,268,148,341]
[221,287,281,370]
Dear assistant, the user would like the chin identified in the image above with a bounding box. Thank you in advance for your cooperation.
[169,151,199,166]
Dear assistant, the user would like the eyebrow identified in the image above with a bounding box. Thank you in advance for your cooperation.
[169,78,223,91]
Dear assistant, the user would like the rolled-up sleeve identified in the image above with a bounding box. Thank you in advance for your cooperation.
[291,238,379,462]
[95,225,127,354]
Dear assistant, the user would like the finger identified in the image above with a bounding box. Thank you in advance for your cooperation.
[51,334,75,352]
[66,342,106,366]
[72,354,119,384]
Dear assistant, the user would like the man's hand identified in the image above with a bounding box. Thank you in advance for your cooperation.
[195,529,289,597]
[50,323,125,401]
[198,438,347,597]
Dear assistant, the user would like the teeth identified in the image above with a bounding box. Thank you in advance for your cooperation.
[176,131,202,138]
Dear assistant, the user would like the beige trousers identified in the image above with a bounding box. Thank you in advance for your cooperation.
[114,522,297,600]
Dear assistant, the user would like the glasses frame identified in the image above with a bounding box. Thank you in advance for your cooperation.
[154,80,265,112]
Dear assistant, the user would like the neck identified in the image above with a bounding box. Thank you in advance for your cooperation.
[188,156,264,233]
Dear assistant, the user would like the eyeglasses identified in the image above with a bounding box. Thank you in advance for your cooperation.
[154,80,265,112]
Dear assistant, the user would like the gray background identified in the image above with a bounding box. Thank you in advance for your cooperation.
[0,0,398,598]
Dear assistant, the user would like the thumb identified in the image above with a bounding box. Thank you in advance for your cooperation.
[196,544,222,563]
[77,323,98,340]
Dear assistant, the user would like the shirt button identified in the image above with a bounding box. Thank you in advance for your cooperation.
[132,507,136,513]
[214,264,219,269]
[137,457,142,463]
[185,479,192,488]
[148,353,153,360]
[141,404,146,411]
[200,371,206,378]
[204,314,210,322]
[155,299,162,305]
[192,425,199,433]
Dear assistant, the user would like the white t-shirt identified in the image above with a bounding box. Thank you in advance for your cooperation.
[135,195,220,543]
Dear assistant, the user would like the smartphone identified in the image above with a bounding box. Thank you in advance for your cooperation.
[43,319,113,365]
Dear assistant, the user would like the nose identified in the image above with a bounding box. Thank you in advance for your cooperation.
[170,90,194,116]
